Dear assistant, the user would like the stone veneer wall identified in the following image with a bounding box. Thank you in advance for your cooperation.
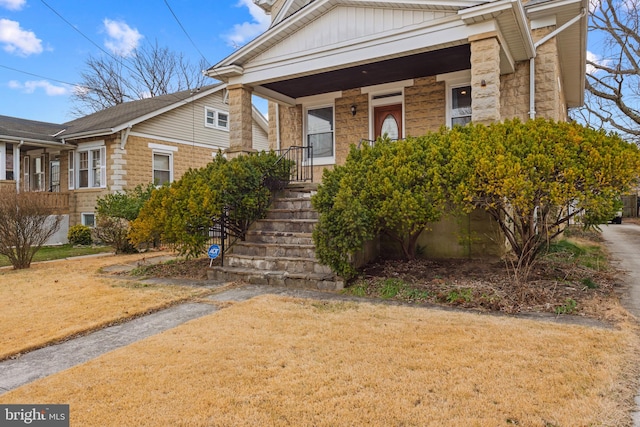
[470,35,502,124]
[334,88,369,166]
[500,61,531,122]
[532,27,567,121]
[405,76,446,136]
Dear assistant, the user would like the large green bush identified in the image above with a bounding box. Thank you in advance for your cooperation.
[68,224,92,246]
[129,151,291,258]
[94,183,155,254]
[312,134,449,279]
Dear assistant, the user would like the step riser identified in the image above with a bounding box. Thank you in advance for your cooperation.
[230,244,316,259]
[270,199,313,211]
[225,256,333,275]
[266,210,319,220]
[254,220,316,233]
[207,268,341,291]
[244,232,314,245]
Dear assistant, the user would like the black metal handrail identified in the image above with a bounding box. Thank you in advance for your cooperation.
[274,145,313,183]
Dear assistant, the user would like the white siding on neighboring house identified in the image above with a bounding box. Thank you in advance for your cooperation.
[252,120,269,152]
[133,92,230,150]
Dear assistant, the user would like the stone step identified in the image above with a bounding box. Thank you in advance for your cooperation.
[265,208,318,220]
[224,254,333,275]
[207,266,342,291]
[270,198,313,211]
[229,242,317,259]
[244,230,314,245]
[252,218,317,233]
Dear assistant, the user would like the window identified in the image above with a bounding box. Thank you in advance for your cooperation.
[451,86,472,126]
[34,155,45,191]
[81,213,95,228]
[306,106,334,159]
[153,152,172,185]
[205,107,229,130]
[72,147,105,189]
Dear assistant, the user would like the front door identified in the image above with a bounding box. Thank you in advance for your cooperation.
[374,104,402,140]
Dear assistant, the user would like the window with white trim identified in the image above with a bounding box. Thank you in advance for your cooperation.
[34,155,45,191]
[81,213,95,228]
[70,146,106,189]
[306,106,334,160]
[205,107,229,130]
[451,85,472,127]
[153,152,172,185]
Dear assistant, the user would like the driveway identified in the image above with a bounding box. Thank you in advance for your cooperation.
[600,223,640,426]
[600,223,640,319]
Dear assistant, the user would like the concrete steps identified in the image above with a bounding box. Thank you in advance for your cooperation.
[207,184,343,291]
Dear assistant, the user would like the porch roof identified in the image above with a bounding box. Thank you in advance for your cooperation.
[0,115,69,150]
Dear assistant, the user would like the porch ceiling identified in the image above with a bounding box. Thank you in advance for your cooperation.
[261,44,470,99]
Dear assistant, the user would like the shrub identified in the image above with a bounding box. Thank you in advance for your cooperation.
[67,224,92,246]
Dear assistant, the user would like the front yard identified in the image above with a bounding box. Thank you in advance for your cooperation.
[1,294,639,426]
[0,241,639,425]
[0,252,207,361]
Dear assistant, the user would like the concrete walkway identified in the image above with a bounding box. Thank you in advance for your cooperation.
[600,224,640,426]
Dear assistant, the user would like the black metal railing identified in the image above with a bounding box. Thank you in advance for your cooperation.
[274,145,313,183]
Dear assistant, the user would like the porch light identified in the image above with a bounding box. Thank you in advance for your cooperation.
[351,105,357,116]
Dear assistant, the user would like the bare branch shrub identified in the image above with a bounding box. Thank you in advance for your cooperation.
[0,189,63,269]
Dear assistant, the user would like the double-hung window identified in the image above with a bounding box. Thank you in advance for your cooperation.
[306,106,334,160]
[70,146,106,189]
[153,152,172,185]
[205,107,229,131]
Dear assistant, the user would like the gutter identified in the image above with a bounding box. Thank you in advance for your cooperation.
[529,7,586,119]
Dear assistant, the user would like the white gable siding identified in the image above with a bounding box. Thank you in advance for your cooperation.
[251,6,454,64]
[134,93,230,149]
[252,121,269,152]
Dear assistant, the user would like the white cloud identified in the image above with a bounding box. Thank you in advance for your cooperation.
[0,0,25,11]
[9,79,69,96]
[103,18,143,57]
[0,19,43,56]
[586,50,612,74]
[225,0,270,47]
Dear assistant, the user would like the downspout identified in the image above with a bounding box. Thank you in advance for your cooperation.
[275,103,281,151]
[529,8,586,119]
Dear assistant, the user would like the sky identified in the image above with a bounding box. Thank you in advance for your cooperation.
[0,0,271,124]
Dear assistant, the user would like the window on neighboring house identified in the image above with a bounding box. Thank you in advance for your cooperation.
[205,107,229,130]
[451,85,472,127]
[73,147,106,189]
[81,213,95,228]
[153,152,172,185]
[306,106,334,159]
[68,151,75,190]
[34,155,45,191]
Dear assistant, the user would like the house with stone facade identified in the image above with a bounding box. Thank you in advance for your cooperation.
[0,83,269,243]
[205,0,587,259]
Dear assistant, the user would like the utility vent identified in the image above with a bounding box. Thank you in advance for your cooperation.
[372,92,402,99]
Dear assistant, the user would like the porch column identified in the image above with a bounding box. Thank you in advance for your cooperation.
[469,34,501,124]
[226,84,255,159]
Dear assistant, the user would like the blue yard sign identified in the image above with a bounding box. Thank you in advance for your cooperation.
[208,244,221,259]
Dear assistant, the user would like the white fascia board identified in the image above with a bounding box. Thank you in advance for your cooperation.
[233,19,469,86]
[526,0,584,18]
[251,105,269,133]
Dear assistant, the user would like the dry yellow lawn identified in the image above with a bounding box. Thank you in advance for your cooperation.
[2,295,638,427]
[0,253,207,360]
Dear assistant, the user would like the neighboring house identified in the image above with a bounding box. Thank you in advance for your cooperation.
[206,0,587,259]
[0,83,269,243]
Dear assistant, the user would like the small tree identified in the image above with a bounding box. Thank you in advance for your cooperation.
[448,118,640,276]
[313,135,449,279]
[0,188,63,269]
[94,183,155,253]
